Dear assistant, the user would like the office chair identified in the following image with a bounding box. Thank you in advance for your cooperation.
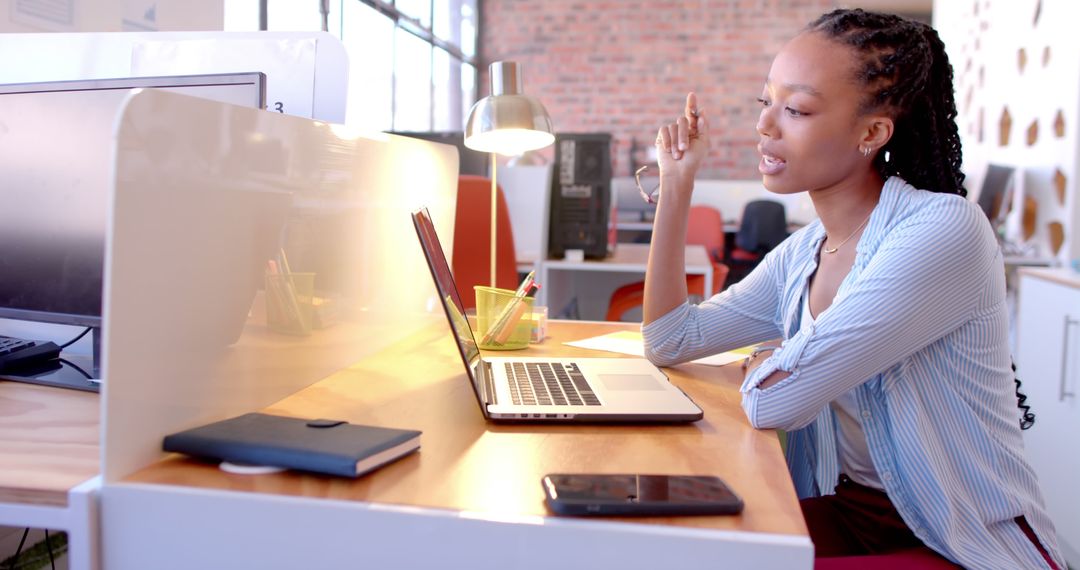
[605,205,730,322]
[816,547,964,569]
[452,175,520,310]
[727,200,788,283]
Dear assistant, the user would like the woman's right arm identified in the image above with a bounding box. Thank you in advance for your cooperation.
[643,241,787,367]
[643,93,707,324]
[642,93,784,366]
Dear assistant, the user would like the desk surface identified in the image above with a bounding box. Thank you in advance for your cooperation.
[1020,266,1080,290]
[0,382,100,507]
[542,243,710,272]
[124,319,806,537]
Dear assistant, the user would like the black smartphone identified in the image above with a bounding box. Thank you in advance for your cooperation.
[541,473,744,516]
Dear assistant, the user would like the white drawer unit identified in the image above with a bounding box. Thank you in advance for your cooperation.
[1017,268,1080,567]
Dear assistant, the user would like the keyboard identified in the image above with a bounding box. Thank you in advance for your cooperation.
[0,335,62,373]
[505,361,601,406]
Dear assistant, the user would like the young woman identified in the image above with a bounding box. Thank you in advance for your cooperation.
[642,9,1064,569]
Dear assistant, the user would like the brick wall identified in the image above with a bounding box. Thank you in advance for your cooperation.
[480,0,839,178]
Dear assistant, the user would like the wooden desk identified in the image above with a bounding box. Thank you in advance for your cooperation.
[102,320,810,569]
[0,382,100,569]
[538,243,712,320]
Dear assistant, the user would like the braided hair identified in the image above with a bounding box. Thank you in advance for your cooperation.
[810,9,1038,430]
[808,9,966,197]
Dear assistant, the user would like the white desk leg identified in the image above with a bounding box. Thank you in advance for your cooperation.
[704,271,713,301]
[67,476,101,570]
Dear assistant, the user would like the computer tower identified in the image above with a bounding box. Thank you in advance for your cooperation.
[547,133,612,259]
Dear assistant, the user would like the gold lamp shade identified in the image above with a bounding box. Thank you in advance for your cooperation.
[464,61,554,156]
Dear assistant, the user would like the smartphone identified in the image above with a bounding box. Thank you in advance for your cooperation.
[541,473,744,516]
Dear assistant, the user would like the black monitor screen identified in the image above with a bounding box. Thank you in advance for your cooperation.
[977,164,1015,224]
[0,72,266,109]
[0,72,266,327]
[0,240,104,326]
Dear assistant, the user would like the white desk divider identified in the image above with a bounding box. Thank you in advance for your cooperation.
[98,89,457,482]
[0,31,347,122]
[499,164,553,268]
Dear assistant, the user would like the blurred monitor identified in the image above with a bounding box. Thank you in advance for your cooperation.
[977,163,1015,229]
[0,71,266,110]
[0,72,266,389]
[0,72,266,328]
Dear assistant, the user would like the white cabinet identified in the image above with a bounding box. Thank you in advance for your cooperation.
[1017,268,1080,566]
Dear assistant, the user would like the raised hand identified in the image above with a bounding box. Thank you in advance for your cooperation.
[655,92,710,191]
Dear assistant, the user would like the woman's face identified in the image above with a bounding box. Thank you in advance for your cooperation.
[756,32,875,195]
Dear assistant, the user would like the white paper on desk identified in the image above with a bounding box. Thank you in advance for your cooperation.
[564,330,751,366]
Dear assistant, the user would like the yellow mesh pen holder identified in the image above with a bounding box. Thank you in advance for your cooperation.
[474,286,534,350]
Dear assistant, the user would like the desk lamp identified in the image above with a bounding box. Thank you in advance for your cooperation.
[464,61,554,287]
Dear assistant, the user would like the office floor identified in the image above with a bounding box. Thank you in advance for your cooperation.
[0,526,67,570]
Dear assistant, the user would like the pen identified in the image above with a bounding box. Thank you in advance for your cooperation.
[279,248,293,275]
[482,275,540,346]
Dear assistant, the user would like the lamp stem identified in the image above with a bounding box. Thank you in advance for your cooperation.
[490,153,497,289]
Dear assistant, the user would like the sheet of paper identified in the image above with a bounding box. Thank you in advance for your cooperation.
[564,330,754,366]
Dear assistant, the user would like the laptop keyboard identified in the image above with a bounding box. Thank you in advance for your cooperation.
[505,362,601,406]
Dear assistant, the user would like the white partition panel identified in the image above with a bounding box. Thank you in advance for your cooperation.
[101,89,457,481]
[102,484,812,570]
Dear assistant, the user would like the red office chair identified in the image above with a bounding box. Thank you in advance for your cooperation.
[605,205,730,322]
[452,175,519,311]
[816,548,962,569]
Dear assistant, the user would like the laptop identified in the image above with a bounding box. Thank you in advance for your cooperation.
[411,208,703,423]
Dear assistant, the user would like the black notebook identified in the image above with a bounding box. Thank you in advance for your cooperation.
[163,413,421,478]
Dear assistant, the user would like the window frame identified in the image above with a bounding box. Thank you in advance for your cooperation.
[347,0,479,131]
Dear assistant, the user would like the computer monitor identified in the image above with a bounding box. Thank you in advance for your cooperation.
[0,72,266,389]
[977,163,1016,229]
[0,71,266,110]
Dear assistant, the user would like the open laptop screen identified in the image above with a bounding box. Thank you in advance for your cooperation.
[411,208,482,372]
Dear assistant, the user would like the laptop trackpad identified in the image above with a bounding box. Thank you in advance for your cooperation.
[599,374,665,391]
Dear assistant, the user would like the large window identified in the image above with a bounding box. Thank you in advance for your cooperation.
[224,0,478,133]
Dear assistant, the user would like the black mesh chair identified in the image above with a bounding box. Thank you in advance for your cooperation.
[727,200,788,283]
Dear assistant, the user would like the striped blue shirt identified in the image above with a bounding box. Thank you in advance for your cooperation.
[643,177,1064,569]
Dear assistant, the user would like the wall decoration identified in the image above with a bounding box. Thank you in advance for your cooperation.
[999,106,1012,147]
[1048,221,1064,253]
[1022,196,1038,241]
[941,0,1080,260]
[1054,169,1067,205]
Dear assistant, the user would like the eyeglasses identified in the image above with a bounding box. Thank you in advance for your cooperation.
[635,165,660,204]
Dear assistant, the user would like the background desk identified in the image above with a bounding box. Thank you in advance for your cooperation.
[101,319,811,569]
[538,243,712,320]
[0,382,100,569]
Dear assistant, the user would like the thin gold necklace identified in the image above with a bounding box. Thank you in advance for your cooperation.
[822,210,873,254]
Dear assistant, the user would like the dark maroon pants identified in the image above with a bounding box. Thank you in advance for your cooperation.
[801,474,1059,568]
[800,474,932,558]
